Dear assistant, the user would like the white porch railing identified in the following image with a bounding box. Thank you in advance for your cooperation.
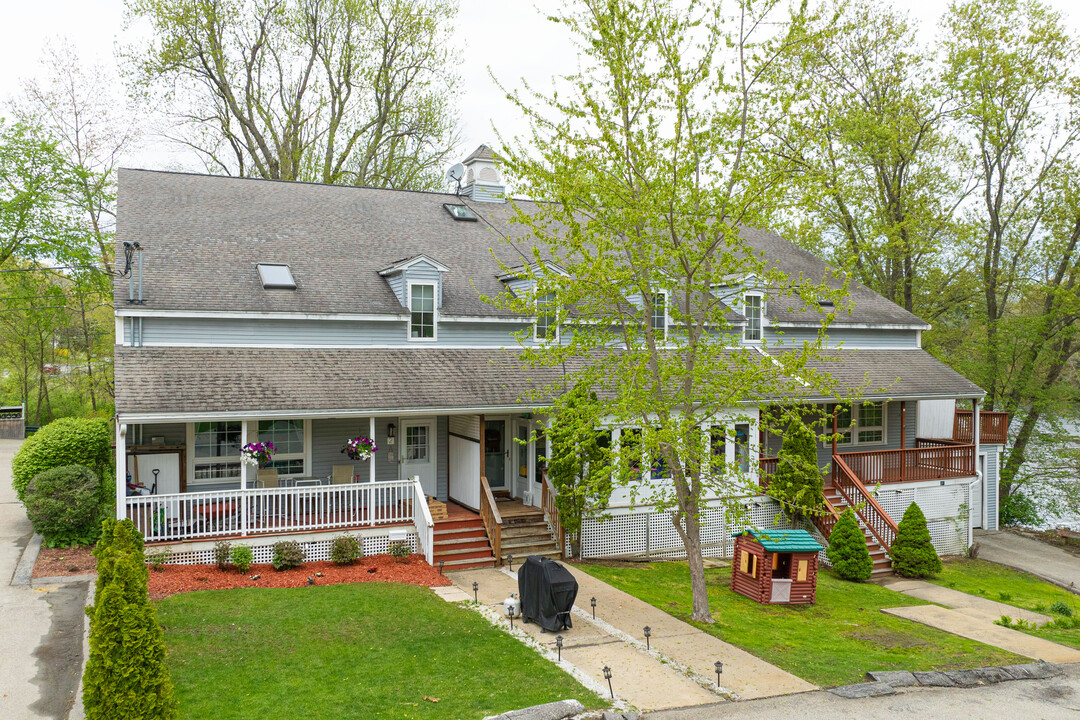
[126,478,419,544]
[411,475,435,565]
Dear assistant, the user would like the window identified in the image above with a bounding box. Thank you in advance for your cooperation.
[826,402,886,446]
[259,419,305,477]
[744,294,762,342]
[620,428,643,479]
[734,423,751,473]
[651,291,667,334]
[409,283,436,339]
[443,203,478,221]
[405,425,428,461]
[193,421,241,483]
[650,429,670,480]
[740,549,758,577]
[256,263,296,289]
[710,426,727,474]
[535,292,558,341]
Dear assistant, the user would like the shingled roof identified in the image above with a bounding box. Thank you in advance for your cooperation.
[113,169,929,328]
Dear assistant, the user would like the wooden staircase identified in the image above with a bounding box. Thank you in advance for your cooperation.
[823,486,894,577]
[432,515,496,571]
[499,506,561,563]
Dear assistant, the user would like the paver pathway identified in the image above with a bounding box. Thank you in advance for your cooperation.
[975,530,1080,592]
[448,564,814,712]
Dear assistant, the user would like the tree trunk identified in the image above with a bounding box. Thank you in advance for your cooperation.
[673,502,712,623]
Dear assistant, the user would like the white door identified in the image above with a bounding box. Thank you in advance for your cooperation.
[401,420,436,497]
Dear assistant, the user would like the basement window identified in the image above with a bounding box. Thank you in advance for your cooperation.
[257,263,296,289]
[443,203,478,221]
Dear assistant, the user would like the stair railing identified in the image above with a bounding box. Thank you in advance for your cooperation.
[541,474,565,559]
[831,455,899,551]
[810,493,842,540]
[479,475,503,565]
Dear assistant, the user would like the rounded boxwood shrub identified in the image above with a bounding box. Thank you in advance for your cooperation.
[230,545,254,574]
[330,535,361,565]
[12,417,112,502]
[890,502,942,578]
[24,465,106,547]
[271,540,305,570]
[826,508,873,581]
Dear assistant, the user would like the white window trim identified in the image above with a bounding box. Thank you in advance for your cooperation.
[533,289,560,343]
[826,402,889,448]
[407,281,438,342]
[187,421,243,487]
[743,291,764,344]
[651,290,669,342]
[257,418,310,478]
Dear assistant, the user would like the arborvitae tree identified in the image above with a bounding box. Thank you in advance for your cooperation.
[826,508,874,581]
[769,418,823,520]
[83,519,177,720]
[890,502,942,578]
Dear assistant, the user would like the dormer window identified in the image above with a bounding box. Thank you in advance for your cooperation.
[744,293,763,342]
[535,292,558,342]
[409,282,436,340]
[257,263,296,289]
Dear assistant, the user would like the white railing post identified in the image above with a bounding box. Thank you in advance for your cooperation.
[413,475,434,565]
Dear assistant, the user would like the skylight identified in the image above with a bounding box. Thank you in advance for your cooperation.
[257,263,296,289]
[443,203,478,221]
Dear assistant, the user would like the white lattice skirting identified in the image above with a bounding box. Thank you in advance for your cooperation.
[151,528,419,565]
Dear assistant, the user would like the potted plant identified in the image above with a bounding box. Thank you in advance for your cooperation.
[342,436,378,461]
[241,441,276,468]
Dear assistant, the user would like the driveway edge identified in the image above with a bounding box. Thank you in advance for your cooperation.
[11,532,42,585]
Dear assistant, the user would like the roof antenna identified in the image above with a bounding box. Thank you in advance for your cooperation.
[447,162,464,195]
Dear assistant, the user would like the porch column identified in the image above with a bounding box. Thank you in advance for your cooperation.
[240,421,249,490]
[831,406,838,457]
[900,402,907,482]
[369,416,376,484]
[115,420,127,520]
[973,397,983,528]
[479,414,486,486]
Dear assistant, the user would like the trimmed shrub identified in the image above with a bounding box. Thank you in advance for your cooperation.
[890,503,943,578]
[147,548,171,572]
[24,465,106,547]
[826,508,873,581]
[12,417,112,502]
[388,539,411,563]
[330,535,361,565]
[213,539,232,570]
[769,418,823,518]
[230,545,254,574]
[271,540,304,571]
[82,518,177,720]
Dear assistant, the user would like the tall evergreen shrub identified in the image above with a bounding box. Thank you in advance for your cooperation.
[890,503,942,578]
[769,418,823,519]
[826,508,873,581]
[82,519,177,720]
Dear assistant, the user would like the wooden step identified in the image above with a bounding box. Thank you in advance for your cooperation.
[434,517,485,532]
[434,538,490,550]
[439,556,496,571]
[434,546,497,561]
[434,527,486,541]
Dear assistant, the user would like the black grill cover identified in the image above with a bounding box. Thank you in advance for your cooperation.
[518,556,578,632]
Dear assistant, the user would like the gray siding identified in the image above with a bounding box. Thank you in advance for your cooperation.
[132,422,185,446]
[763,401,916,468]
[386,273,405,307]
[437,416,448,501]
[403,261,445,307]
[311,417,373,480]
[765,327,919,348]
[985,446,1000,530]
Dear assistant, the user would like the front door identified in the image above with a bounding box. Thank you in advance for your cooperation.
[484,419,507,489]
[401,420,436,497]
[515,423,531,501]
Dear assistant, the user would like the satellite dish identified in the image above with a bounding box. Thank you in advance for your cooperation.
[447,163,464,182]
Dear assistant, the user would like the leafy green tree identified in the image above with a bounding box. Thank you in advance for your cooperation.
[890,502,942,578]
[768,418,823,521]
[826,508,873,581]
[83,519,177,720]
[123,0,460,189]
[492,0,845,622]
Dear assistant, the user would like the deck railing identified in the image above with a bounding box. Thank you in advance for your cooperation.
[126,478,418,544]
[479,475,503,565]
[758,456,779,493]
[832,455,899,550]
[954,410,1010,445]
[412,476,434,565]
[541,474,564,559]
[836,442,975,485]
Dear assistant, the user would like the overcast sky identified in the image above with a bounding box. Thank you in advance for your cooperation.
[2,0,1077,177]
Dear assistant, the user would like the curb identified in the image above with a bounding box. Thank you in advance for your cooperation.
[828,662,1062,699]
[11,533,42,586]
[31,574,98,587]
[67,581,94,720]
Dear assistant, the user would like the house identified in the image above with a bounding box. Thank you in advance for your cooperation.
[111,145,1008,571]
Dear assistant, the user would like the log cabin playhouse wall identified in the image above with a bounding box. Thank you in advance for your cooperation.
[730,533,819,605]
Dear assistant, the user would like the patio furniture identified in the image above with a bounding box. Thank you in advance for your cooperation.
[331,465,355,485]
[255,469,284,526]
[257,468,280,488]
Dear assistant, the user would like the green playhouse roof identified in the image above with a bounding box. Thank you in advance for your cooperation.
[732,528,824,553]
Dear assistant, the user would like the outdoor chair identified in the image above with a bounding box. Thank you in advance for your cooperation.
[256,468,287,527]
[329,465,356,519]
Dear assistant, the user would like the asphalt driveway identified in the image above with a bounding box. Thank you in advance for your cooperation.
[975,529,1080,592]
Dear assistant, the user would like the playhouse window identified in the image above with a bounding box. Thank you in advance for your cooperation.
[773,552,793,579]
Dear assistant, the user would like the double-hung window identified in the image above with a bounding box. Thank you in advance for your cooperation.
[258,419,306,477]
[744,293,763,342]
[651,291,667,336]
[409,283,436,340]
[535,292,558,341]
[826,402,885,446]
[193,421,242,483]
[857,402,885,443]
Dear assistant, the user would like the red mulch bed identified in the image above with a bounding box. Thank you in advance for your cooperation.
[147,554,451,599]
[33,545,97,578]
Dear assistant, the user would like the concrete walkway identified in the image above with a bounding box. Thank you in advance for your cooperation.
[880,577,1053,625]
[0,439,91,720]
[448,564,814,712]
[975,530,1080,592]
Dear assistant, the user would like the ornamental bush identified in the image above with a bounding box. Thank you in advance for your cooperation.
[11,417,112,502]
[890,502,942,578]
[82,518,177,720]
[24,465,106,547]
[769,418,823,519]
[213,539,232,570]
[330,535,361,565]
[826,508,874,581]
[230,545,254,573]
[271,540,305,570]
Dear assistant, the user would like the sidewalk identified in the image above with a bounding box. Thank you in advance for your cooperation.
[448,564,814,712]
[975,530,1080,592]
[0,439,90,720]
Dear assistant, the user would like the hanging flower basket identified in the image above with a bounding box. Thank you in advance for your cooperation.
[241,442,276,468]
[342,436,378,461]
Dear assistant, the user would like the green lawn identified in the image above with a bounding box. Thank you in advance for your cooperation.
[157,583,605,719]
[575,561,1023,687]
[931,558,1080,649]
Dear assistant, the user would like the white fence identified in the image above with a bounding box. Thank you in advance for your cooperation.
[126,477,427,544]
